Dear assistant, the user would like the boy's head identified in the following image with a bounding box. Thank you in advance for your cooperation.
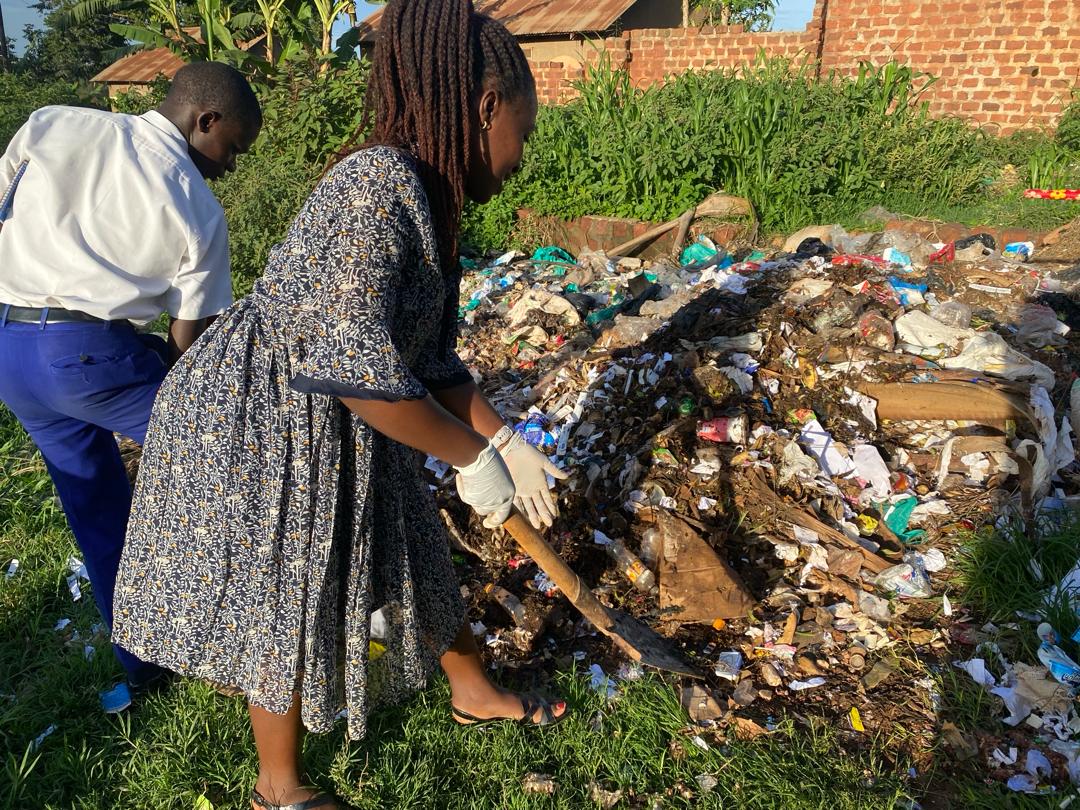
[158,62,263,180]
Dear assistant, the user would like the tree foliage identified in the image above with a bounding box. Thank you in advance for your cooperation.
[692,0,775,31]
[20,0,128,81]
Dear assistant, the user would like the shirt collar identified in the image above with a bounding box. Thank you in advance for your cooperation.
[140,109,188,149]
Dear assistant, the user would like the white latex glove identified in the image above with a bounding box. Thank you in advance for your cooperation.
[498,431,570,529]
[454,442,516,528]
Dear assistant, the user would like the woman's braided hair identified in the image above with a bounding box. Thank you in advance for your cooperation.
[354,0,535,277]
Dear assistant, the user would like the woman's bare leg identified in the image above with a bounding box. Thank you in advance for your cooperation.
[249,696,336,808]
[439,620,567,723]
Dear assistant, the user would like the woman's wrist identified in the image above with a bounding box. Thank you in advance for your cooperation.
[491,424,514,452]
[454,429,490,468]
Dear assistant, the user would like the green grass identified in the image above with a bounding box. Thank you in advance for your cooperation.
[0,404,915,809]
[2,410,1079,808]
[870,190,1080,236]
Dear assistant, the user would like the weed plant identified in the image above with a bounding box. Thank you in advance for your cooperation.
[464,56,1080,251]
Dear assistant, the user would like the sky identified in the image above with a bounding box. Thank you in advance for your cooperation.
[3,0,817,56]
[771,0,816,31]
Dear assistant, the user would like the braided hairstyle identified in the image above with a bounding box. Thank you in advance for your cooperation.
[354,0,535,277]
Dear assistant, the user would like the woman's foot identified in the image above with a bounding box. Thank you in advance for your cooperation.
[450,686,568,726]
[251,782,339,810]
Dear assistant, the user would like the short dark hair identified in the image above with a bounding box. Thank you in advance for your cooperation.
[165,62,262,129]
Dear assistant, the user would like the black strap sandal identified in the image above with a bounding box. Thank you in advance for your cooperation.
[250,787,338,810]
[451,694,569,728]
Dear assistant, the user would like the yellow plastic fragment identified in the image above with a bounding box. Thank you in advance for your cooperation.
[849,707,865,732]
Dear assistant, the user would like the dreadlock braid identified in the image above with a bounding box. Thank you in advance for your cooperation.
[352,0,534,278]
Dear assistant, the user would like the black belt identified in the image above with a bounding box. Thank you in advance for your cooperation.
[1,305,110,324]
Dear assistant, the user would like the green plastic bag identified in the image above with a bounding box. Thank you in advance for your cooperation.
[884,495,926,543]
[679,236,719,267]
[531,246,575,264]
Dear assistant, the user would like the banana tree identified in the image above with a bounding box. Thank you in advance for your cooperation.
[312,0,350,68]
[254,0,288,65]
[194,0,260,61]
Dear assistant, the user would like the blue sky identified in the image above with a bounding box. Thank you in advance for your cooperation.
[4,0,817,55]
[772,0,815,31]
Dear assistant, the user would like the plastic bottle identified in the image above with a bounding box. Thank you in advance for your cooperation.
[1037,623,1080,689]
[605,538,656,593]
[847,644,867,671]
[857,310,896,351]
[639,528,661,569]
[928,301,972,329]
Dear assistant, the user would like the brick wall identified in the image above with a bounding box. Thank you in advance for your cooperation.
[525,0,1080,131]
[820,0,1080,131]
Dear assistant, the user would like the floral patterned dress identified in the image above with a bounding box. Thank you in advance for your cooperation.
[113,147,472,739]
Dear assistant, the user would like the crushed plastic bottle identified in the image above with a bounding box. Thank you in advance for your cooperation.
[810,292,863,333]
[515,414,556,451]
[1003,241,1034,262]
[1038,623,1080,689]
[604,538,657,593]
[874,562,933,598]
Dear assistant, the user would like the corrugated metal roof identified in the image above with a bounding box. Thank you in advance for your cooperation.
[92,31,264,84]
[92,47,185,84]
[357,0,639,42]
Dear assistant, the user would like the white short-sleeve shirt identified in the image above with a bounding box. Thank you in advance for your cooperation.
[0,106,232,323]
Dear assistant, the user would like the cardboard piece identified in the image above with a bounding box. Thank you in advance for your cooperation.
[857,381,1033,429]
[658,512,754,623]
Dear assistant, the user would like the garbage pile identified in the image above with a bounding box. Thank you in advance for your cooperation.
[434,221,1080,792]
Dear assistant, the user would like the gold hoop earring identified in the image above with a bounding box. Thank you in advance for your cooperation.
[480,121,491,131]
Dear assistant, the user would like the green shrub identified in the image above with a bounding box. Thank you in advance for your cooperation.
[1057,90,1080,154]
[0,73,95,151]
[215,61,368,295]
[463,55,1060,250]
[215,151,314,297]
[110,76,171,115]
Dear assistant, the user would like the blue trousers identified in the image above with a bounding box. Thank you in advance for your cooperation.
[0,316,168,685]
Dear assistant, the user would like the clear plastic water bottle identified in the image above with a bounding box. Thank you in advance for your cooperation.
[605,538,656,593]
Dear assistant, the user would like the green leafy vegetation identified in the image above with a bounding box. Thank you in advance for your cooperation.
[463,56,1080,252]
[0,73,98,152]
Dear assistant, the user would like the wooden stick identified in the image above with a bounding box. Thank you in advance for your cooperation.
[671,208,695,257]
[608,212,686,258]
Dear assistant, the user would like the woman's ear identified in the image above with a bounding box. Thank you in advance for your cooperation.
[477,88,499,130]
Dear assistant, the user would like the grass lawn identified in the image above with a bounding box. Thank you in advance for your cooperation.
[0,401,1076,809]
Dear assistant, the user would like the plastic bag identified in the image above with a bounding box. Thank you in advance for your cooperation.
[680,236,722,267]
[1014,303,1066,348]
[939,332,1055,389]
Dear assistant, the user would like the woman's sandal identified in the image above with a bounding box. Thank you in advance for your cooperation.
[251,787,340,810]
[451,694,570,728]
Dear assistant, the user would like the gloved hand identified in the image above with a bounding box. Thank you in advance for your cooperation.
[454,441,516,528]
[498,431,570,529]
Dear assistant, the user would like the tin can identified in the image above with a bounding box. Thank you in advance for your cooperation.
[696,415,748,444]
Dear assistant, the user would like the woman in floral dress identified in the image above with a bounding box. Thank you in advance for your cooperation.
[112,1,568,807]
